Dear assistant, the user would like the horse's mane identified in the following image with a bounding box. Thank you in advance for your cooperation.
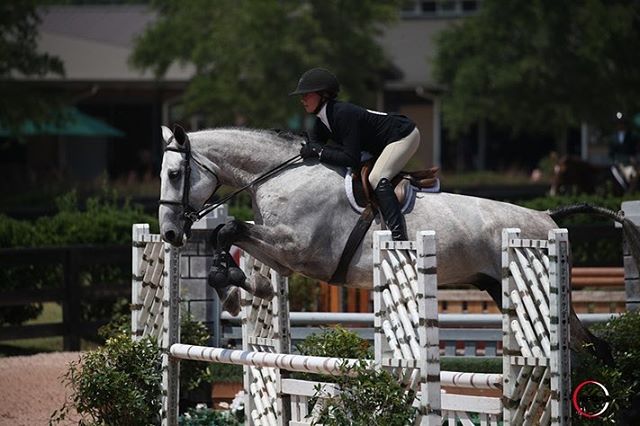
[187,128,304,163]
[192,127,304,146]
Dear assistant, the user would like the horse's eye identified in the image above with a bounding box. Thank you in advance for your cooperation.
[168,170,180,180]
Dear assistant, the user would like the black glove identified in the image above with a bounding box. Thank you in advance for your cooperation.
[300,142,323,160]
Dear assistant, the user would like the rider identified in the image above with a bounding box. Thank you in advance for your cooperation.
[290,67,421,241]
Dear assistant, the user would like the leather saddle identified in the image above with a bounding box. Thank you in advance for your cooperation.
[352,160,440,208]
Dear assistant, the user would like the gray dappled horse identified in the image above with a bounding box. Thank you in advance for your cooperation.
[159,125,640,364]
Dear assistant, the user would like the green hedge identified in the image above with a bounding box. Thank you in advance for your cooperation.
[0,190,158,327]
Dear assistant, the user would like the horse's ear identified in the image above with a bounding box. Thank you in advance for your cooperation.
[161,126,173,147]
[173,124,187,146]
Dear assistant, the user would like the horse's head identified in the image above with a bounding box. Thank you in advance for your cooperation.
[159,125,220,246]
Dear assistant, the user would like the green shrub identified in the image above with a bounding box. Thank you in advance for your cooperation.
[52,311,216,425]
[51,333,162,426]
[311,360,417,426]
[292,327,416,425]
[296,326,372,360]
[205,363,243,384]
[100,308,213,395]
[179,314,214,392]
[572,311,640,425]
[441,356,502,373]
[179,405,242,426]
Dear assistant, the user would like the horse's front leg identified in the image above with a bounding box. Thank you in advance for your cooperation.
[217,220,296,274]
[214,220,298,299]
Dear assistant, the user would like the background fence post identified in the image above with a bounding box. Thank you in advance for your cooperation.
[621,200,640,311]
[63,247,80,351]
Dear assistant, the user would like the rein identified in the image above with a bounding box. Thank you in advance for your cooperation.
[191,154,302,221]
[160,134,301,224]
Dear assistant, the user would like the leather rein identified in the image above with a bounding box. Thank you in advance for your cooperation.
[158,135,301,227]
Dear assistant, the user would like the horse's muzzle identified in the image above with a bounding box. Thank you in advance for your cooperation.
[162,229,185,247]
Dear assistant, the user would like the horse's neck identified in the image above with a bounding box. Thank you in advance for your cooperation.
[191,129,299,188]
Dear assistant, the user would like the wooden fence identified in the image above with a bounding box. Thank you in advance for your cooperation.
[0,245,130,350]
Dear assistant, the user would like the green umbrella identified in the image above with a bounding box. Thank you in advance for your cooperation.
[0,107,124,137]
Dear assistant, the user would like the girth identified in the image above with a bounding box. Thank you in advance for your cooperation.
[329,164,440,284]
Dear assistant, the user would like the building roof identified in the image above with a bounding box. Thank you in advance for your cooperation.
[36,5,194,82]
[35,5,455,88]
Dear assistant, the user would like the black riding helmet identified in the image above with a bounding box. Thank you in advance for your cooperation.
[289,67,340,97]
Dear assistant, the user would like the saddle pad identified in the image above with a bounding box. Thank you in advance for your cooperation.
[344,169,440,214]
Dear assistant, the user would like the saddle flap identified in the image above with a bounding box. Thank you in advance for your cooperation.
[394,179,410,205]
[353,165,440,208]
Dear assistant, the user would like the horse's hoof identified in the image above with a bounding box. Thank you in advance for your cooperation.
[246,273,275,300]
[220,286,241,316]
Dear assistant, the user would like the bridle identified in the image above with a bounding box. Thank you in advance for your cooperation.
[159,133,302,229]
[158,135,218,233]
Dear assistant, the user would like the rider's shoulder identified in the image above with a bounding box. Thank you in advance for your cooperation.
[331,100,367,117]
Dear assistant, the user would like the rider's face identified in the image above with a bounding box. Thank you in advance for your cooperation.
[301,92,322,114]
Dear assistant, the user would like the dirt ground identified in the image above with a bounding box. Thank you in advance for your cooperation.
[0,352,81,426]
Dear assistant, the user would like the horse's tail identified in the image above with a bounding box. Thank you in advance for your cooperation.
[548,203,640,267]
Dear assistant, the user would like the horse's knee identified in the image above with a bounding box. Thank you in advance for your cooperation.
[217,220,247,251]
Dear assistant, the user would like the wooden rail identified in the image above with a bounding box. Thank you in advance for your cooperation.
[319,267,626,314]
[0,245,130,350]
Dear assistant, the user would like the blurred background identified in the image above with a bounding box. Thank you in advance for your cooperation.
[3,0,640,214]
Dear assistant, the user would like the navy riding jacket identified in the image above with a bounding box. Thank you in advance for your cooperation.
[308,100,416,169]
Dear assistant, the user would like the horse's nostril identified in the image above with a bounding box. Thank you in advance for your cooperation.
[165,230,176,242]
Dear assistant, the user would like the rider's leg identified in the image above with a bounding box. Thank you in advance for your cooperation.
[369,128,420,241]
[374,178,407,240]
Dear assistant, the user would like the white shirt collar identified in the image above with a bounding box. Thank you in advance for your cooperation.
[316,102,331,132]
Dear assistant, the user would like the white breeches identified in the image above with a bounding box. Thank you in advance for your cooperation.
[368,127,420,189]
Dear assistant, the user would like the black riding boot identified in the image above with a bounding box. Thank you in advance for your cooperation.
[374,178,407,241]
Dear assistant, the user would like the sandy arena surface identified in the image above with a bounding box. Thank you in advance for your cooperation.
[0,352,82,426]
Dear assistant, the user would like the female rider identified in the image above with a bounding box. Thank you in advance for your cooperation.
[291,67,420,241]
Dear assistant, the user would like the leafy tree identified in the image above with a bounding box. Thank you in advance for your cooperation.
[433,0,640,147]
[0,1,66,134]
[131,0,401,128]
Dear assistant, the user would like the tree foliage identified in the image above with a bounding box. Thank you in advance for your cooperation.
[131,0,401,127]
[433,0,640,137]
[0,1,66,133]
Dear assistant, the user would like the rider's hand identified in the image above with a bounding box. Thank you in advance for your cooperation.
[300,142,322,160]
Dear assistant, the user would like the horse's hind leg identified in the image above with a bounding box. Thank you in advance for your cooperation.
[570,310,613,366]
[468,273,502,306]
[469,273,614,365]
